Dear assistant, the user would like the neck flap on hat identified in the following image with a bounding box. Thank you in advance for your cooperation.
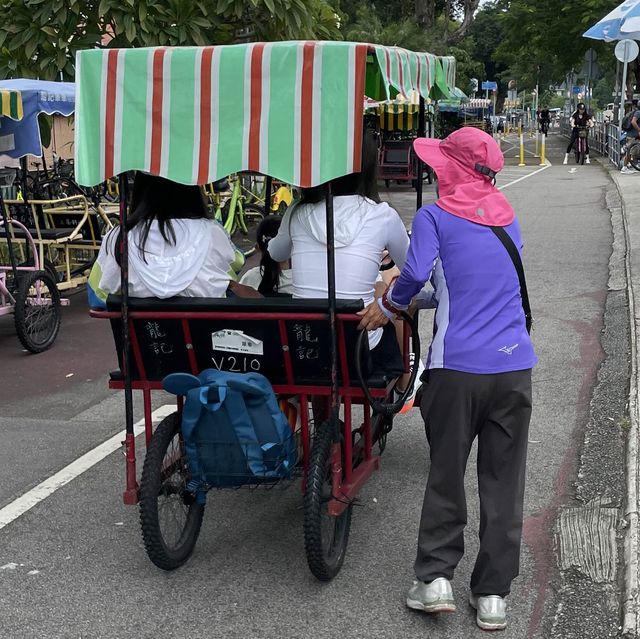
[435,160,514,227]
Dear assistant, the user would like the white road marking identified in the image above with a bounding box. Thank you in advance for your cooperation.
[498,164,550,190]
[0,404,175,532]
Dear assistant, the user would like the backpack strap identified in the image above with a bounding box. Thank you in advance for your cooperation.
[490,226,533,334]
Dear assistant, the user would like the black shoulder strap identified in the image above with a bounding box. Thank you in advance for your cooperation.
[490,226,533,333]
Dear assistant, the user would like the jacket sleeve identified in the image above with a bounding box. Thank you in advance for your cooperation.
[389,208,439,308]
[267,206,294,262]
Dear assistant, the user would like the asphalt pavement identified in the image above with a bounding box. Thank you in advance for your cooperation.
[0,130,629,638]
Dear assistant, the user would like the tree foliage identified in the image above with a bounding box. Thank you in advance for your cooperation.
[488,0,621,94]
[6,0,624,110]
[0,0,341,80]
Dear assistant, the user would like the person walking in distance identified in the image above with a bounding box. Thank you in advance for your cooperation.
[358,127,537,632]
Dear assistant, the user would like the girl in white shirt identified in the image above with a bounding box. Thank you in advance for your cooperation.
[88,172,258,308]
[268,129,410,351]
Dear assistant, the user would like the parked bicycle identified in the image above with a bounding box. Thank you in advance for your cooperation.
[206,175,264,256]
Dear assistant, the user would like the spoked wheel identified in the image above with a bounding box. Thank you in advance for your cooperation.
[139,412,204,571]
[14,270,61,353]
[629,143,640,171]
[231,204,265,257]
[304,419,352,581]
[6,258,60,292]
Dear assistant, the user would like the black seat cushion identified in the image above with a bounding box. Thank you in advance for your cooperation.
[0,227,77,240]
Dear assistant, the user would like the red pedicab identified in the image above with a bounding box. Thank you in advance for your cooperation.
[77,41,456,579]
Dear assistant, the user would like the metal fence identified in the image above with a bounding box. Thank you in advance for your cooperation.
[560,116,621,168]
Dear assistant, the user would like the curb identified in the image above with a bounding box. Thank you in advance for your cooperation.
[606,164,640,636]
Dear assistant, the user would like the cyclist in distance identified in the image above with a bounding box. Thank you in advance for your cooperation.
[563,102,593,165]
[538,107,551,135]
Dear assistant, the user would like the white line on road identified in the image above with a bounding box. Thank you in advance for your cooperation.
[0,404,175,531]
[498,164,550,190]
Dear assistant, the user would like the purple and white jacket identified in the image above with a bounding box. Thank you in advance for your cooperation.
[390,203,537,374]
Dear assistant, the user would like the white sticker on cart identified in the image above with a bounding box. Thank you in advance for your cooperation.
[212,329,264,355]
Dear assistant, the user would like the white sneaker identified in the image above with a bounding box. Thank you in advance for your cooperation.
[394,357,426,414]
[469,595,507,631]
[562,153,569,165]
[585,155,590,164]
[621,166,636,174]
[407,578,456,614]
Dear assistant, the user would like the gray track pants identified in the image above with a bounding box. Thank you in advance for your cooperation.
[415,368,532,597]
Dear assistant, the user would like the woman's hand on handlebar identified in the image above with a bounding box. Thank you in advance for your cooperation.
[357,300,389,331]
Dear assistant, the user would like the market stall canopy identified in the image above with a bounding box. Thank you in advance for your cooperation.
[0,79,74,158]
[75,41,456,187]
[583,0,640,41]
[0,90,23,121]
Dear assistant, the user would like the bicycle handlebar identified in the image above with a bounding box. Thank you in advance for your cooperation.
[355,311,421,417]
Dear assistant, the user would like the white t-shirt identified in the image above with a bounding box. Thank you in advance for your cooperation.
[268,195,409,347]
[240,266,294,294]
[97,218,235,299]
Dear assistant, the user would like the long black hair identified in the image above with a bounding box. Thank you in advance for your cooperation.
[112,172,210,265]
[298,127,380,205]
[256,215,284,296]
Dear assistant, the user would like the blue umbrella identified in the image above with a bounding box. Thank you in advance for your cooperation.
[584,0,640,41]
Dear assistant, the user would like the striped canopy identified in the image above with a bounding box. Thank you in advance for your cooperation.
[75,41,456,187]
[0,90,23,120]
[374,102,421,132]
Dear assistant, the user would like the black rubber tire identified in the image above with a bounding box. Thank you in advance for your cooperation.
[232,203,265,257]
[14,270,61,353]
[139,412,204,571]
[629,144,640,171]
[304,420,352,581]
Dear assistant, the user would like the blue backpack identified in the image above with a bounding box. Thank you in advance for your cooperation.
[162,369,297,502]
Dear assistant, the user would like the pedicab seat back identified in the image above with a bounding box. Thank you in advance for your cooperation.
[104,295,395,390]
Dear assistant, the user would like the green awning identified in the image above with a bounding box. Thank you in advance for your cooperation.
[75,41,456,187]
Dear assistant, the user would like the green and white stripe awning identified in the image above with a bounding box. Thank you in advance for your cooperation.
[75,41,456,187]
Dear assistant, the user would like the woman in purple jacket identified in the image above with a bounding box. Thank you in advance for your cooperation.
[358,127,536,632]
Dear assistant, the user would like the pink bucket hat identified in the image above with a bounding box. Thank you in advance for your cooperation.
[413,128,514,226]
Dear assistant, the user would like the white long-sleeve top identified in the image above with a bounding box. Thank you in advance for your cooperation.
[268,195,409,347]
